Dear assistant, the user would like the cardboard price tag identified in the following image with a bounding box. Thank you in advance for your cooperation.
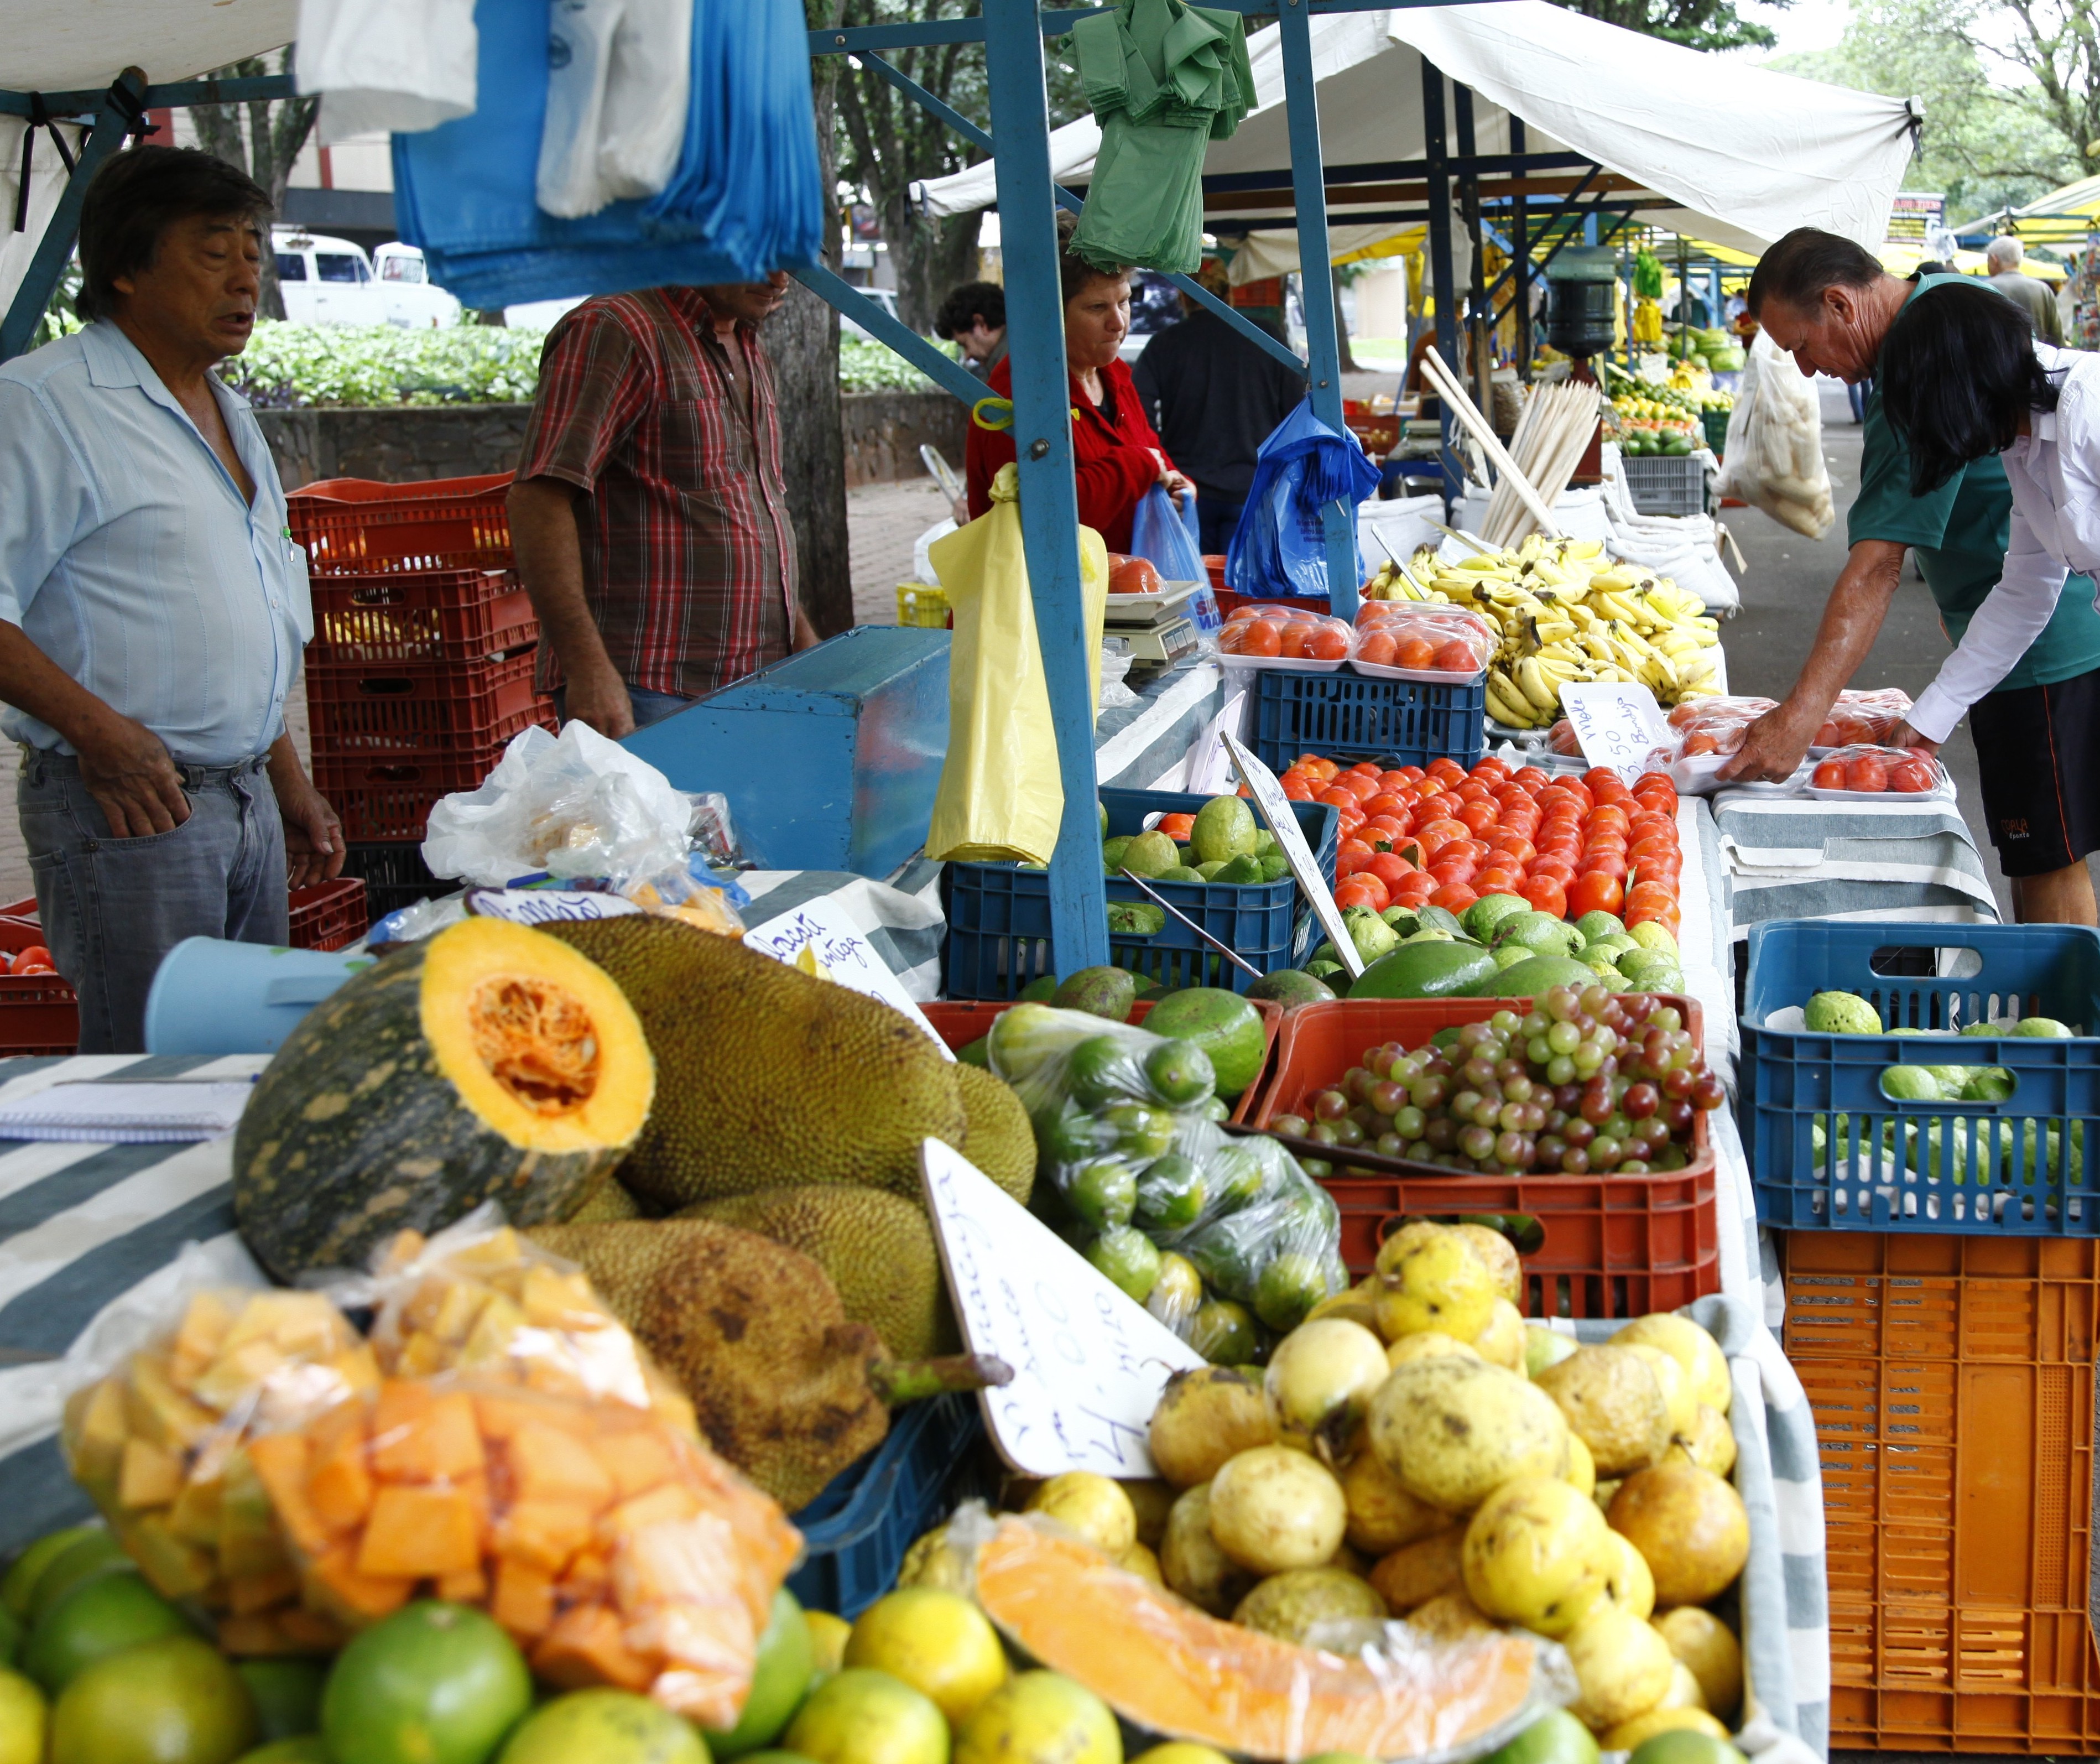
[1556,681,1670,784]
[744,896,951,1058]
[1221,733,1361,979]
[920,1139,1202,1476]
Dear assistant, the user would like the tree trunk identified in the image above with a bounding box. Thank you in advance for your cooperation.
[1332,275,1358,373]
[776,1,854,638]
[882,196,984,336]
[191,50,317,322]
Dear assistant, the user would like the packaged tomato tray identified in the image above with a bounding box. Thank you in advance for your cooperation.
[1807,743,1950,799]
[1810,686,1914,753]
[1217,603,1353,671]
[1347,603,1495,681]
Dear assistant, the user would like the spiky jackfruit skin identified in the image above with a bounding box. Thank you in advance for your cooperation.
[954,1062,1036,1204]
[679,1185,958,1361]
[565,1177,646,1222]
[537,917,967,1213]
[528,1219,888,1511]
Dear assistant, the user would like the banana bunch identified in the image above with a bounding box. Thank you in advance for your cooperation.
[1359,535,1724,730]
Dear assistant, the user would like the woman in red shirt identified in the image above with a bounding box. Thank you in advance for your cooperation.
[964,216,1190,555]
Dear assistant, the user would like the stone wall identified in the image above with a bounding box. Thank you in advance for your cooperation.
[256,390,965,490]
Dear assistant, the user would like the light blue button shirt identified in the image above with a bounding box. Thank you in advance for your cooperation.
[0,321,311,764]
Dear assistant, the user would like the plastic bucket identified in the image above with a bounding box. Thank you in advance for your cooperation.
[143,938,378,1055]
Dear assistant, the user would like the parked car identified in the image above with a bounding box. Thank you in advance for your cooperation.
[1119,271,1184,360]
[272,230,462,328]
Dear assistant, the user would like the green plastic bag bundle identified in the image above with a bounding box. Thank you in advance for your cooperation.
[1068,0,1255,275]
[927,463,1107,865]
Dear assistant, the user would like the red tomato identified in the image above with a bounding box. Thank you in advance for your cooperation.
[1627,900,1682,935]
[1890,761,1937,792]
[1587,802,1631,831]
[1536,840,1583,869]
[1582,832,1629,856]
[1430,856,1478,889]
[1393,873,1437,906]
[1843,756,1888,793]
[1628,835,1679,866]
[1567,871,1625,918]
[1633,771,1676,797]
[1348,760,1381,777]
[1512,766,1551,792]
[1430,881,1480,913]
[1337,772,1382,802]
[1336,839,1376,877]
[1434,639,1479,672]
[1452,779,1495,806]
[1811,760,1846,789]
[1581,767,1620,791]
[1366,851,1416,888]
[1472,868,1524,898]
[1337,809,1366,837]
[1316,786,1358,810]
[1378,771,1414,792]
[1280,773,1315,802]
[1156,813,1196,840]
[1580,850,1629,883]
[1394,764,1426,784]
[1457,800,1500,836]
[1628,810,1676,841]
[1472,757,1510,780]
[1426,757,1468,782]
[1521,875,1569,918]
[1335,875,1391,913]
[1362,792,1409,821]
[1631,853,1684,886]
[1415,818,1471,854]
[1489,832,1536,867]
[1363,815,1408,844]
[1528,856,1578,888]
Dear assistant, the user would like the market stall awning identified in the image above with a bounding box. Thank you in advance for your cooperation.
[916,3,1917,270]
[1957,173,2100,247]
[1,0,294,89]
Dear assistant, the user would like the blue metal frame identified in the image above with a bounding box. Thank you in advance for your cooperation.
[1419,60,1460,505]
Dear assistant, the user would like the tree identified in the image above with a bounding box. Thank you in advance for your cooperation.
[190,48,320,321]
[1960,0,2100,194]
[777,0,855,638]
[1544,0,1787,53]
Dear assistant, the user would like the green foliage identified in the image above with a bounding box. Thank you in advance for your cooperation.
[218,322,551,408]
[1545,0,1785,53]
[837,334,953,393]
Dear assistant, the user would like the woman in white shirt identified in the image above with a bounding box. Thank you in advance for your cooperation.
[1877,282,2100,748]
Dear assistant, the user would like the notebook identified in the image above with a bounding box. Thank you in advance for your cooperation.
[0,1081,256,1143]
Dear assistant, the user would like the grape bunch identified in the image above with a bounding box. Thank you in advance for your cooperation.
[1270,985,1727,1178]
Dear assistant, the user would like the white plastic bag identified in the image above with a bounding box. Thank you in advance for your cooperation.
[1716,331,1835,539]
[296,0,478,144]
[535,0,693,218]
[421,722,694,887]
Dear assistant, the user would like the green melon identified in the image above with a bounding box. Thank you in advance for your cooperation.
[233,919,656,1281]
[1142,990,1269,1099]
[1475,955,1603,998]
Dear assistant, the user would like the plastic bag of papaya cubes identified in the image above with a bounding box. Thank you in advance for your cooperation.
[58,1269,379,1622]
[246,1373,803,1724]
[358,1210,696,1438]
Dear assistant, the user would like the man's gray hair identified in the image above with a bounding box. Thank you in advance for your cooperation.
[1987,236,2024,272]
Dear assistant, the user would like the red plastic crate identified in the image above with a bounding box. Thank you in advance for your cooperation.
[1244,996,1719,1318]
[288,878,369,951]
[313,759,489,844]
[0,910,75,1055]
[289,473,513,576]
[919,998,1282,1127]
[1783,1231,2100,1753]
[308,569,536,664]
[305,650,549,756]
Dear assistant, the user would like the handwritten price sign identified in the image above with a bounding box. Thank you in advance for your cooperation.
[1556,682,1671,784]
[743,896,950,1057]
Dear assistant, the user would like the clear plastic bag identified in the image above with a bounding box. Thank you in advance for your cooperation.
[1812,687,1914,750]
[1351,605,1497,680]
[1807,743,1950,798]
[241,1373,801,1723]
[988,1005,1345,1355]
[423,721,697,891]
[1715,330,1834,539]
[1217,603,1354,670]
[685,792,746,867]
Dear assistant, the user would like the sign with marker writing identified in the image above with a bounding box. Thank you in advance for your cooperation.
[466,889,643,926]
[1222,732,1362,978]
[1185,689,1248,795]
[744,897,950,1058]
[1557,681,1670,784]
[920,1139,1203,1476]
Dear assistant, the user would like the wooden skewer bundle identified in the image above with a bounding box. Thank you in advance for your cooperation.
[1480,380,1602,550]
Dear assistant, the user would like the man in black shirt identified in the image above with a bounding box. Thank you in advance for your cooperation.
[1132,259,1306,553]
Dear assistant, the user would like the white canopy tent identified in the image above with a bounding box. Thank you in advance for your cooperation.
[916,2,1919,269]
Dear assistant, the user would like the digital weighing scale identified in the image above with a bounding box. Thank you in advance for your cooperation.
[1102,580,1202,670]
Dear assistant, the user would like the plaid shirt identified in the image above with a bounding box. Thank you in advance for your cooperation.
[517,288,798,699]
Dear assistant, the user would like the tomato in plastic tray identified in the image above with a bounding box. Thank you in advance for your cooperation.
[1807,742,1947,798]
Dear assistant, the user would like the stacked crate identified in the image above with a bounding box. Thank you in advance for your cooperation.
[288,473,555,919]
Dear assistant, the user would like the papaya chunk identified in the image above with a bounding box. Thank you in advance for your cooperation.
[306,1409,374,1533]
[594,1427,680,1501]
[509,1420,614,1510]
[495,1498,595,1576]
[532,1600,654,1692]
[228,1567,301,1615]
[971,1515,1539,1760]
[357,1484,481,1578]
[369,1381,484,1482]
[248,1432,329,1557]
[437,1564,490,1604]
[119,1435,186,1509]
[492,1559,555,1640]
[305,1542,414,1623]
[601,1481,699,1542]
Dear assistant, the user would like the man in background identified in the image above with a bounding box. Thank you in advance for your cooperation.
[509,272,819,740]
[934,281,1007,381]
[1132,258,1306,552]
[1987,235,2064,345]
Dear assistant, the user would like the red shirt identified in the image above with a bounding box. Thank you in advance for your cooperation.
[515,287,798,699]
[964,354,1175,554]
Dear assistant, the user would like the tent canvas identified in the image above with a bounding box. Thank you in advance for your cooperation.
[0,0,295,90]
[917,2,1917,270]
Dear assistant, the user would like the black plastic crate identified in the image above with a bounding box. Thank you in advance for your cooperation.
[343,842,446,922]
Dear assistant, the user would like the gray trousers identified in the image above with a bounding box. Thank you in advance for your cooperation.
[18,749,289,1054]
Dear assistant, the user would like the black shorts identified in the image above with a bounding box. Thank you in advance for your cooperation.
[1967,669,2100,876]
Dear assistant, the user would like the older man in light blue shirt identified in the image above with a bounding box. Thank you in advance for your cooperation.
[0,146,342,1052]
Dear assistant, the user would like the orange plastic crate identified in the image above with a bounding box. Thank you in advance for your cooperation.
[1783,1230,2100,1752]
[1244,996,1718,1317]
[289,473,512,576]
[288,878,369,952]
[305,650,550,755]
[0,910,74,1055]
[308,568,536,664]
[919,998,1281,1127]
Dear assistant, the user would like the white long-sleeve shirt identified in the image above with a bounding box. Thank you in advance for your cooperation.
[1909,340,2100,741]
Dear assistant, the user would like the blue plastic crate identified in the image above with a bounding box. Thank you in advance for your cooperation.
[1740,920,2100,1235]
[943,787,1340,1000]
[789,1392,988,1618]
[1250,669,1486,773]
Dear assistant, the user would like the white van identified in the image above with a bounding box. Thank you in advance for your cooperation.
[271,229,462,329]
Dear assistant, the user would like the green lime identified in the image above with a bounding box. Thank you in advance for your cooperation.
[48,1633,256,1764]
[1254,1252,1327,1331]
[1086,1226,1163,1303]
[236,1660,326,1744]
[1066,1158,1138,1229]
[1066,1037,1132,1110]
[236,1743,330,1764]
[1041,1108,1108,1168]
[1484,1711,1601,1764]
[1627,1730,1745,1764]
[706,1588,814,1758]
[22,1570,186,1695]
[504,1690,708,1763]
[1106,1104,1176,1161]
[1134,1155,1207,1231]
[25,1534,131,1628]
[1187,1300,1259,1365]
[321,1602,531,1764]
[1204,1143,1269,1211]
[1,1527,99,1623]
[1144,1039,1215,1107]
[0,1604,18,1667]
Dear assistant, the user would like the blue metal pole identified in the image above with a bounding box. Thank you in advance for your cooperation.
[1278,0,1361,621]
[793,264,992,407]
[0,71,144,363]
[1510,118,1531,381]
[1419,59,1459,512]
[981,0,1108,977]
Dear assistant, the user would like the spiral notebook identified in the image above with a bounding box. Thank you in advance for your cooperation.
[0,1081,256,1143]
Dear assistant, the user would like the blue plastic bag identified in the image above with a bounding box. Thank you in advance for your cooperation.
[1224,399,1382,600]
[1129,485,1218,630]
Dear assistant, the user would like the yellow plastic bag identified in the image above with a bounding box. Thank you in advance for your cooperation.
[927,461,1108,865]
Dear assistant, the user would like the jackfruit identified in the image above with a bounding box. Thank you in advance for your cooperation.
[678,1185,960,1361]
[538,916,967,1213]
[565,1177,647,1222]
[528,1217,891,1510]
[955,1061,1036,1204]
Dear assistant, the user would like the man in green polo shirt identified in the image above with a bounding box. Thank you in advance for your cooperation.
[1719,227,2100,924]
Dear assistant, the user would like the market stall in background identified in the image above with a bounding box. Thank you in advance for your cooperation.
[0,4,2097,1764]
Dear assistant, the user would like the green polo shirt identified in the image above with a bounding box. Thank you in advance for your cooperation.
[1848,274,2100,694]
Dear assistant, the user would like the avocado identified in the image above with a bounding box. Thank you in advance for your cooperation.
[1019,974,1060,1003]
[1348,940,1500,1000]
[1475,954,1603,998]
[957,1036,991,1067]
[1143,988,1270,1099]
[1052,966,1139,1022]
[1245,970,1336,1007]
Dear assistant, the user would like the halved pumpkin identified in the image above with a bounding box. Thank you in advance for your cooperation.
[235,918,654,1281]
[970,1515,1539,1760]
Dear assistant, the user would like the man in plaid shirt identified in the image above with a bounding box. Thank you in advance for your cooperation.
[509,272,820,736]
